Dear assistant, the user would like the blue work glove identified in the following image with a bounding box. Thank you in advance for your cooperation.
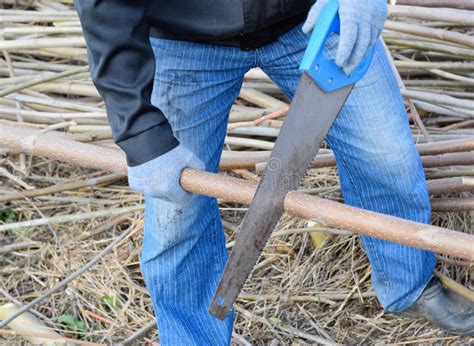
[127,144,205,205]
[302,0,387,75]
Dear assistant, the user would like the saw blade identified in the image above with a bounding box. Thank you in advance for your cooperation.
[209,73,354,320]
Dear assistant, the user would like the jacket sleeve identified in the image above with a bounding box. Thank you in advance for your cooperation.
[74,0,178,167]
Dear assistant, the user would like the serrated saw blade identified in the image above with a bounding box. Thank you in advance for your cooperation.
[209,72,354,320]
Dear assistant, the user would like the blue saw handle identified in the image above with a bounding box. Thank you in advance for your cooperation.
[300,0,375,92]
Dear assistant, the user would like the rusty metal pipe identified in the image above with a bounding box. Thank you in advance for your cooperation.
[1,124,473,260]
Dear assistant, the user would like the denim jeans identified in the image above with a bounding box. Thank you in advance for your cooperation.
[141,24,436,345]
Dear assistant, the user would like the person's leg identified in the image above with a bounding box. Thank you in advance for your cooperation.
[141,38,253,344]
[259,25,436,312]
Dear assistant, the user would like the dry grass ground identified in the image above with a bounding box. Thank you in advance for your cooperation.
[1,158,472,344]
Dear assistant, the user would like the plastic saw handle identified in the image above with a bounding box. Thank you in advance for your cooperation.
[300,0,375,92]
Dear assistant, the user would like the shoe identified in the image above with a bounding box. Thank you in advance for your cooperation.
[397,277,474,335]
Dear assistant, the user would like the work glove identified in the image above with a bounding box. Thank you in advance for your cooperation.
[127,144,205,205]
[302,0,387,75]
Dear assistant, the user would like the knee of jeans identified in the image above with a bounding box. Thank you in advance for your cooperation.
[360,136,413,170]
[141,195,217,262]
[358,140,428,196]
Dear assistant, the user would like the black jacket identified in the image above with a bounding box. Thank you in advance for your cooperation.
[75,0,313,166]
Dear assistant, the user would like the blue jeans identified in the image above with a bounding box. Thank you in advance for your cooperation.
[141,25,436,345]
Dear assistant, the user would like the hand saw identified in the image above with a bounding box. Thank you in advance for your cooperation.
[209,0,376,320]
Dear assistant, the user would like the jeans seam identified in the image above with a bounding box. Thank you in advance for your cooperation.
[211,215,221,278]
[253,48,260,68]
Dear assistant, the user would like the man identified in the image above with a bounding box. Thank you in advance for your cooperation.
[75,0,474,344]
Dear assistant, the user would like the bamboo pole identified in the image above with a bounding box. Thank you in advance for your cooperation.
[181,170,474,260]
[0,26,83,38]
[426,177,474,195]
[0,37,85,51]
[421,152,474,168]
[394,0,474,10]
[0,328,103,346]
[239,88,288,109]
[401,90,474,111]
[394,61,474,70]
[0,124,473,260]
[0,66,89,97]
[383,38,474,59]
[0,173,122,203]
[430,198,474,212]
[223,138,474,171]
[387,5,474,25]
[385,20,474,48]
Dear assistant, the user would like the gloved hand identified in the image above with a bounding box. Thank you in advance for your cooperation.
[127,144,205,205]
[302,0,387,75]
